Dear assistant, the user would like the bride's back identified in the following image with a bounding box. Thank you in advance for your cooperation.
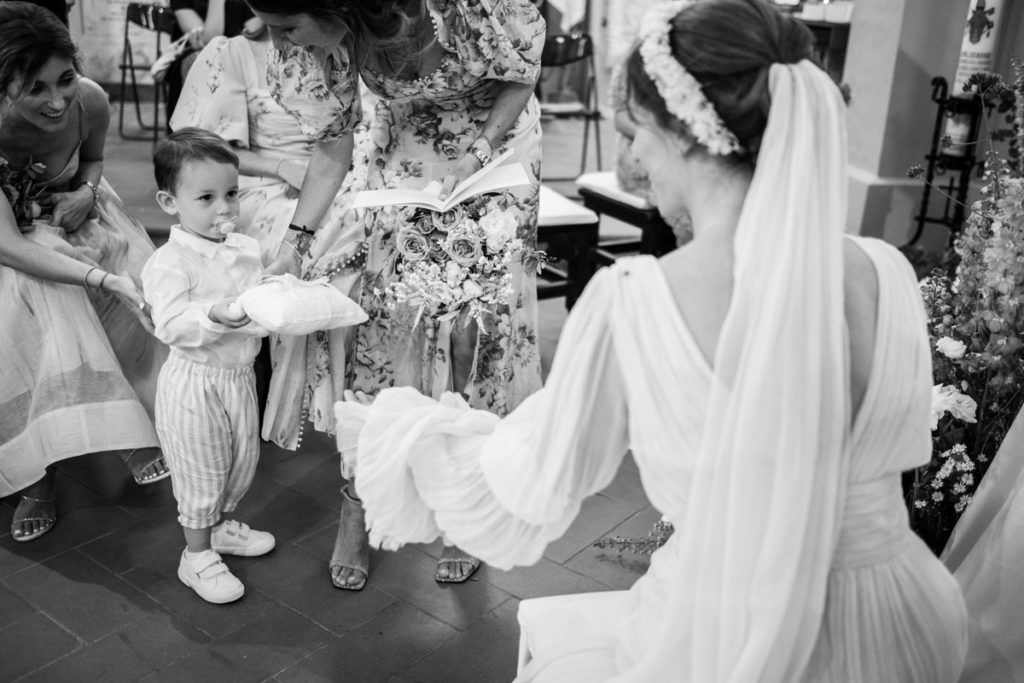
[660,237,879,422]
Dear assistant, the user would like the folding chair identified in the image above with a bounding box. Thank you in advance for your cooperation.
[538,33,602,180]
[118,2,177,145]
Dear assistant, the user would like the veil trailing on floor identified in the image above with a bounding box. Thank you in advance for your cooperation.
[616,59,849,681]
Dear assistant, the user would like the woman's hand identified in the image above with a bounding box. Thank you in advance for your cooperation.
[438,155,482,200]
[42,186,95,233]
[104,273,156,335]
[265,238,303,277]
[276,159,308,191]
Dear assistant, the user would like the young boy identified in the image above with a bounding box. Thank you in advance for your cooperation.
[142,127,273,604]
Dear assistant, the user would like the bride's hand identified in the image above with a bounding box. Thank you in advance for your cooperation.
[104,273,156,335]
[343,390,374,406]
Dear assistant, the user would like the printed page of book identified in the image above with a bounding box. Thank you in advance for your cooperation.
[351,149,531,212]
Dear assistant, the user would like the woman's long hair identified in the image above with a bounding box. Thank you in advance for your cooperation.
[246,0,433,74]
[0,1,81,95]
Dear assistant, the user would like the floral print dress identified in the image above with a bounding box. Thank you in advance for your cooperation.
[268,0,546,421]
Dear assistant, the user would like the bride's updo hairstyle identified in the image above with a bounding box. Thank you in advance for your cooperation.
[0,2,81,97]
[626,0,817,161]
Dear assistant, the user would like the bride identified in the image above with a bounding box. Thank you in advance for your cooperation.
[336,0,969,679]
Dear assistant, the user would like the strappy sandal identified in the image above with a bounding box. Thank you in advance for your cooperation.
[125,448,171,486]
[329,485,369,591]
[436,550,481,584]
[11,494,57,543]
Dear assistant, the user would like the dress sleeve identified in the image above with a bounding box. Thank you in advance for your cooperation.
[266,44,362,143]
[169,36,252,146]
[335,268,628,569]
[427,0,546,84]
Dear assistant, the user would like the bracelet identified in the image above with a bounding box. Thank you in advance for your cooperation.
[467,137,492,167]
[83,266,99,288]
[99,272,109,290]
[275,159,285,177]
[288,223,316,236]
[79,180,99,208]
[286,230,313,257]
[281,239,303,261]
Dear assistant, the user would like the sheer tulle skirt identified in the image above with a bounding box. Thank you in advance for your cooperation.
[0,227,159,496]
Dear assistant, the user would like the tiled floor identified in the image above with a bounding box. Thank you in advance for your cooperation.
[0,103,655,681]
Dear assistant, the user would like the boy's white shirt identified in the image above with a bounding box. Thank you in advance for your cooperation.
[141,226,265,368]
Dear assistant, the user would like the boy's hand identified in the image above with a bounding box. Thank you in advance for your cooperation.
[208,297,250,328]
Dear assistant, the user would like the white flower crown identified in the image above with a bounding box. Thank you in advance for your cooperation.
[638,0,743,156]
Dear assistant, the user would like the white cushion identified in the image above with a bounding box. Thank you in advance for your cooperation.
[575,171,654,210]
[236,274,368,336]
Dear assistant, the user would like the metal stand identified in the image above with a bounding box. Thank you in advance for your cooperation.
[908,77,984,246]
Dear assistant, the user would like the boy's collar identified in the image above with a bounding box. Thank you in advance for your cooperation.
[169,225,241,258]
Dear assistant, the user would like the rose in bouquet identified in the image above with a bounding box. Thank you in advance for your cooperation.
[385,193,546,327]
[909,60,1024,553]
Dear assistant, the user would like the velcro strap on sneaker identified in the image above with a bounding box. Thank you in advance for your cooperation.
[196,558,230,579]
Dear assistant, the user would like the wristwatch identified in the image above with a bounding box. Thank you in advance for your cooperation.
[79,180,99,208]
[467,137,492,167]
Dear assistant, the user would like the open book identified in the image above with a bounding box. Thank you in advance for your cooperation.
[351,148,531,212]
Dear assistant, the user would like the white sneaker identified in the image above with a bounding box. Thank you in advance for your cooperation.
[177,549,244,604]
[211,519,276,557]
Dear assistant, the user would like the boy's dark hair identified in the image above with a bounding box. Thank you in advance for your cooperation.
[154,127,239,193]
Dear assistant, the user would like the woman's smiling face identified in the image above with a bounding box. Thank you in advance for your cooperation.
[9,56,79,132]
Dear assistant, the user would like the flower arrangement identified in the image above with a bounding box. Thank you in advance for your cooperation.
[384,193,546,327]
[908,60,1024,553]
[0,158,45,227]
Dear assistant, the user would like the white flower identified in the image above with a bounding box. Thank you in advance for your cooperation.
[932,492,945,502]
[444,261,463,285]
[931,384,978,429]
[462,279,484,300]
[936,336,967,359]
[637,1,742,156]
[478,210,517,252]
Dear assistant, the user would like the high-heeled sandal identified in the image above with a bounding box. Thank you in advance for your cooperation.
[125,448,171,486]
[11,494,57,543]
[329,485,370,591]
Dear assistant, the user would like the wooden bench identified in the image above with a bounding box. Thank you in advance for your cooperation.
[575,171,676,263]
[537,184,599,309]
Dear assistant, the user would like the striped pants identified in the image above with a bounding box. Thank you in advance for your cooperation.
[155,353,260,529]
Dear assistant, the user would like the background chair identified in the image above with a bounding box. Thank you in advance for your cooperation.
[118,2,177,145]
[538,33,602,180]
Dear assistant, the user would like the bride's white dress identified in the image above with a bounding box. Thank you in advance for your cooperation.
[336,59,970,681]
[337,240,967,682]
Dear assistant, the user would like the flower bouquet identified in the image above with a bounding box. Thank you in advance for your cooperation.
[384,193,545,327]
[0,158,45,228]
[909,60,1024,553]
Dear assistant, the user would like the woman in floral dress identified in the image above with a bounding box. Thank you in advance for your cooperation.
[169,21,373,449]
[247,0,545,589]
